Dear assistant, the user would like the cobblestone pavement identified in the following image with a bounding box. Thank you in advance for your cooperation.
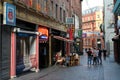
[12,53,120,80]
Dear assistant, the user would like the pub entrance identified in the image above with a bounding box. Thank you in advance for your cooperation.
[16,33,36,74]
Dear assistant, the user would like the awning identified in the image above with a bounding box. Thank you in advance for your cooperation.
[14,28,40,35]
[113,0,120,14]
[112,35,120,41]
[53,36,74,43]
[17,33,36,37]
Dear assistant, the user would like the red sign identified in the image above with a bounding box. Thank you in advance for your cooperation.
[38,26,48,39]
[67,28,73,40]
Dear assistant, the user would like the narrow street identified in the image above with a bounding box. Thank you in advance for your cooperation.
[1,1,120,80]
[13,52,120,80]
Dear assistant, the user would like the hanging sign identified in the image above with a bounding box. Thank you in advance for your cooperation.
[3,2,16,26]
[66,17,74,24]
[82,33,87,38]
[78,29,82,38]
[38,27,48,39]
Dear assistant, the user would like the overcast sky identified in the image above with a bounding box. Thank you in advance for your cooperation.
[82,0,103,11]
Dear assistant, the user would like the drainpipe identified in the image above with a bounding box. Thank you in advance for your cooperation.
[0,14,1,80]
[49,29,52,66]
[103,0,105,49]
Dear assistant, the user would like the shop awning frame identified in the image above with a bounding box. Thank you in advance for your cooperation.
[13,28,41,35]
[53,35,74,43]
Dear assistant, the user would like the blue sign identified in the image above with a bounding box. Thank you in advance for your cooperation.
[39,34,48,39]
[3,2,16,26]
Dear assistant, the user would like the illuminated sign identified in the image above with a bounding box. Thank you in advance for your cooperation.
[38,27,48,39]
[82,33,87,38]
[3,2,16,26]
[39,34,48,39]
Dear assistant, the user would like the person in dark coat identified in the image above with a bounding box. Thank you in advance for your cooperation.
[98,48,102,64]
[103,49,107,60]
[87,48,92,65]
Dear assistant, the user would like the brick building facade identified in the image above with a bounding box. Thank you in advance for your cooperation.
[0,0,82,79]
[82,6,104,50]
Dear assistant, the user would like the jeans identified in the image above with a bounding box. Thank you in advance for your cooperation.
[88,56,92,65]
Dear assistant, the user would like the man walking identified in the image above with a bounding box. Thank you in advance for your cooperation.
[87,48,92,65]
[98,48,102,64]
[103,49,107,60]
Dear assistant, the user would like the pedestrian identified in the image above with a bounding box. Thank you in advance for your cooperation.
[74,53,79,65]
[65,54,70,66]
[61,57,66,67]
[98,48,102,64]
[85,48,88,53]
[103,49,107,60]
[86,48,92,65]
[92,47,99,65]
